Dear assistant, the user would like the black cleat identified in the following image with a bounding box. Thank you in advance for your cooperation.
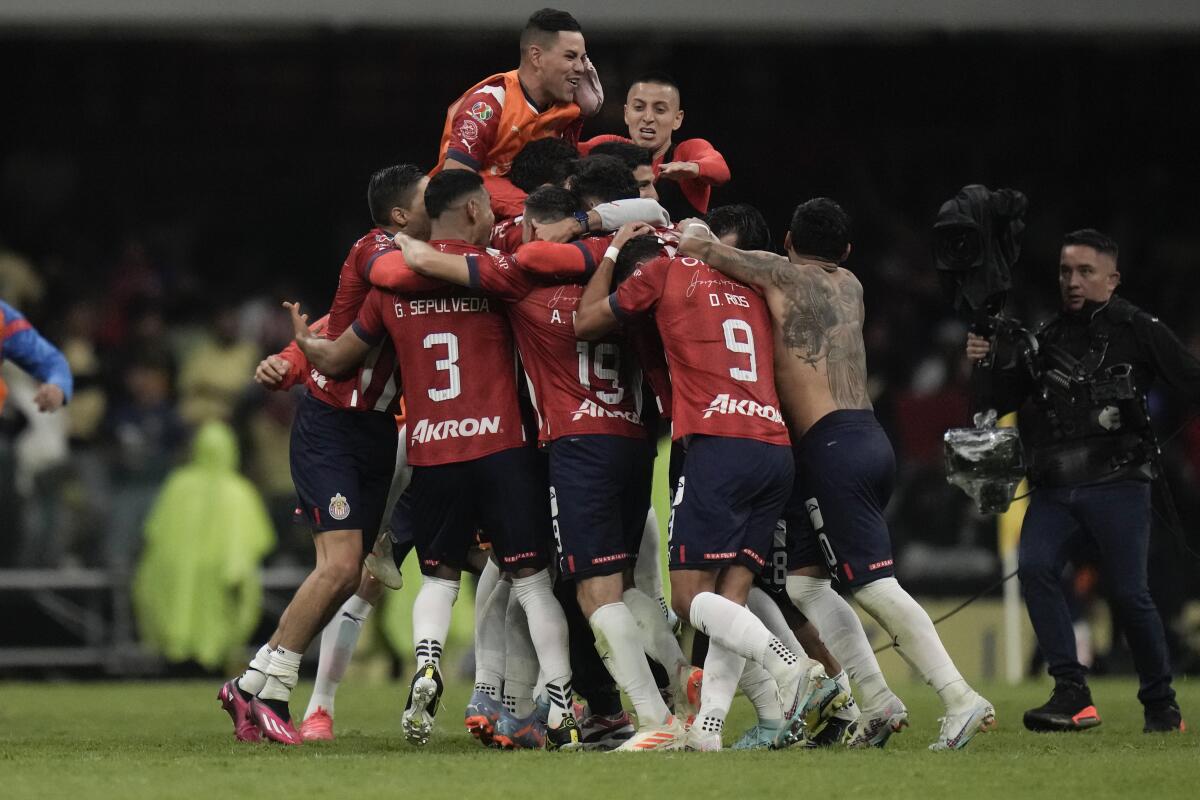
[1143,701,1184,733]
[545,713,584,751]
[401,663,444,746]
[1023,679,1101,732]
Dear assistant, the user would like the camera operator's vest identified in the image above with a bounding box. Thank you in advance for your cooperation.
[1023,297,1157,487]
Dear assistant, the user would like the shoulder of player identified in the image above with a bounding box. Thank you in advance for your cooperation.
[672,137,719,154]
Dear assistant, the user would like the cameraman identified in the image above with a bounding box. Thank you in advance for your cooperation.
[966,229,1198,734]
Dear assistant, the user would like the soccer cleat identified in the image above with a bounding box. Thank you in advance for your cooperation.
[805,695,859,748]
[673,664,704,726]
[217,679,261,743]
[846,695,909,749]
[1143,701,1184,733]
[545,713,584,751]
[464,690,503,746]
[401,663,444,746]
[493,707,547,750]
[615,715,687,752]
[929,692,996,751]
[775,664,846,749]
[364,530,404,590]
[684,722,723,751]
[731,721,785,751]
[1023,680,1101,732]
[250,698,303,745]
[578,710,635,750]
[300,707,334,741]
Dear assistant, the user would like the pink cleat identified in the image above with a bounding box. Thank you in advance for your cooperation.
[250,698,303,746]
[300,707,335,741]
[217,680,261,743]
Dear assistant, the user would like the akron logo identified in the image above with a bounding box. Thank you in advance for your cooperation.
[328,493,351,521]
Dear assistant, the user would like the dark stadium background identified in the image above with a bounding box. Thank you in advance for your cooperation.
[2,27,1199,675]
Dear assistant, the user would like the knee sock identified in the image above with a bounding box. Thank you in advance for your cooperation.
[787,574,896,711]
[590,602,671,726]
[747,586,808,657]
[237,643,273,697]
[412,576,459,669]
[304,594,373,718]
[634,510,671,621]
[512,570,573,726]
[503,594,538,718]
[473,573,509,701]
[740,661,783,725]
[258,646,302,705]
[853,577,972,710]
[695,641,746,736]
[623,587,688,674]
[689,591,814,690]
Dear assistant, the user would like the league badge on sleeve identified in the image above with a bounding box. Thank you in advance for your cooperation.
[328,493,351,522]
[469,101,494,122]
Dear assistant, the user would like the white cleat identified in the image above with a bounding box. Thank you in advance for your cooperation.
[929,692,996,751]
[846,695,909,749]
[364,530,404,590]
[684,720,724,751]
[615,715,688,752]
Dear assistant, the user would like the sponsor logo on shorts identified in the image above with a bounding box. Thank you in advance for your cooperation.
[741,548,765,567]
[328,493,351,521]
[591,553,630,565]
[805,498,824,531]
[868,559,894,571]
[701,393,783,423]
[502,551,537,563]
[410,415,501,445]
[570,398,641,423]
[703,551,738,560]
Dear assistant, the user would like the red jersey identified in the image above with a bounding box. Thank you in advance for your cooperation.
[490,217,526,253]
[468,252,645,442]
[352,241,526,466]
[609,255,789,446]
[580,135,729,216]
[306,229,401,414]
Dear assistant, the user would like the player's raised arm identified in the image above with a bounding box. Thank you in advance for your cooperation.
[676,218,790,292]
[284,301,370,377]
[393,232,471,287]
[574,222,654,339]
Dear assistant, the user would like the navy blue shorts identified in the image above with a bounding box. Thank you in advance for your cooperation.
[550,434,654,579]
[668,435,793,573]
[785,410,896,588]
[754,519,792,597]
[290,392,398,552]
[391,445,552,575]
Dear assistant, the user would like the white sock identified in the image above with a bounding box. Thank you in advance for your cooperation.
[739,661,783,724]
[473,575,510,700]
[787,574,895,711]
[747,586,808,657]
[237,643,273,697]
[512,570,573,726]
[634,510,671,620]
[258,646,302,703]
[696,641,745,733]
[590,602,671,726]
[689,591,814,690]
[852,577,972,710]
[304,594,373,719]
[623,587,688,673]
[503,593,538,717]
[412,575,459,668]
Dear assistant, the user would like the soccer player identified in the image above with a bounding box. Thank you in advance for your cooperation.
[574,235,844,751]
[217,165,425,745]
[586,140,658,200]
[676,198,996,751]
[0,298,73,414]
[580,72,729,220]
[393,188,698,750]
[434,8,601,214]
[290,169,581,750]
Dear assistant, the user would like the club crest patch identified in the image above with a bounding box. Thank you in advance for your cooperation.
[328,493,351,521]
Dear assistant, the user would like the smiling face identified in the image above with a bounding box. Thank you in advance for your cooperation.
[531,31,587,105]
[624,81,683,156]
[1059,244,1119,312]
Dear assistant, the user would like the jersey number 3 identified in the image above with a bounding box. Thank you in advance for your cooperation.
[424,332,462,401]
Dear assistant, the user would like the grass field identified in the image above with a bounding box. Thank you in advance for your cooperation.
[2,677,1195,799]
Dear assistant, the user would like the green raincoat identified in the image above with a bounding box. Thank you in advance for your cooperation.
[133,421,275,669]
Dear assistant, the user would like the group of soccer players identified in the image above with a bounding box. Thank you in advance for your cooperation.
[218,7,996,753]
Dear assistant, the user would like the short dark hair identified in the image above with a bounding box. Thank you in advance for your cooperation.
[424,170,485,220]
[520,8,582,51]
[1063,228,1119,261]
[510,137,578,193]
[367,164,425,226]
[631,71,681,104]
[523,185,579,224]
[570,155,639,206]
[588,141,653,171]
[789,197,851,262]
[614,234,666,284]
[706,204,772,252]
